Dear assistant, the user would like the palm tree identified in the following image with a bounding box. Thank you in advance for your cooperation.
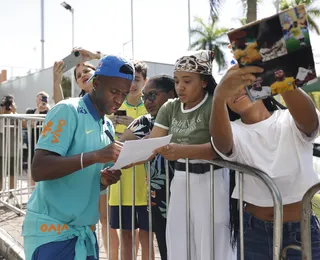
[190,14,229,70]
[209,0,224,16]
[280,0,320,34]
[242,0,258,23]
[210,0,259,24]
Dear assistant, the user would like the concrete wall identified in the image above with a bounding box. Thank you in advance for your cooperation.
[0,61,174,113]
[0,67,55,113]
[145,61,174,77]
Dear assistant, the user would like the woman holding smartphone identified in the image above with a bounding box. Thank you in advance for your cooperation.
[210,64,320,259]
[52,48,101,103]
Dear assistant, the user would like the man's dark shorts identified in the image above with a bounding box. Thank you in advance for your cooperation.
[31,233,99,260]
[110,206,149,231]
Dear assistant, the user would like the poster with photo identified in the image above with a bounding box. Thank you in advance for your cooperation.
[228,5,318,102]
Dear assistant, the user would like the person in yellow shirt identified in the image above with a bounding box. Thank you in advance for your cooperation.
[112,61,148,139]
[270,70,296,95]
[106,61,151,260]
[241,41,262,64]
[290,21,306,47]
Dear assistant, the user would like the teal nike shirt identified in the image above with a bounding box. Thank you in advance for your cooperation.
[22,94,115,260]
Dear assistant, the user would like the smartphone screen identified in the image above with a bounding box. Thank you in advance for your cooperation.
[114,110,127,116]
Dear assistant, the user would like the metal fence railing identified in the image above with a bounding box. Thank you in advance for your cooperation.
[202,159,283,260]
[280,182,320,260]
[0,114,319,260]
[301,183,320,260]
[0,114,45,216]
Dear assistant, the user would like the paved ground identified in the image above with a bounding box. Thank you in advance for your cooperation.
[0,176,161,259]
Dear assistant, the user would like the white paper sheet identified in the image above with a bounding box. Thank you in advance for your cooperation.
[110,135,173,170]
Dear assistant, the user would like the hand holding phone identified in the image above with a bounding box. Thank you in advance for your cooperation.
[116,115,135,127]
[62,51,83,72]
[73,47,101,61]
[53,60,65,81]
[114,110,127,116]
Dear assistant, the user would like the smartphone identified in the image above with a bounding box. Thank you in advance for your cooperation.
[114,110,127,116]
[41,96,48,103]
[62,51,83,72]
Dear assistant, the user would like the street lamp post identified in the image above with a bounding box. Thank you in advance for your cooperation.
[61,2,75,97]
[40,0,45,69]
[131,0,134,59]
[71,8,74,48]
[188,0,191,49]
[61,2,74,49]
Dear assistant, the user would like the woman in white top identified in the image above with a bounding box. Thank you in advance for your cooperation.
[210,64,320,259]
[150,50,236,260]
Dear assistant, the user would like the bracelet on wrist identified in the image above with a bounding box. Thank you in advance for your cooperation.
[80,153,84,169]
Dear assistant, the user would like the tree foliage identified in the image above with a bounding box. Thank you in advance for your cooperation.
[190,14,229,70]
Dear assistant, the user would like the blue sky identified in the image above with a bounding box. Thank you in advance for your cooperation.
[0,0,319,78]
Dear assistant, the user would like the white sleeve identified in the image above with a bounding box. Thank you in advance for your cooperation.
[211,126,241,162]
[289,109,320,143]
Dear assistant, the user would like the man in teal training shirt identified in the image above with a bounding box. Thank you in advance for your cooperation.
[22,55,135,260]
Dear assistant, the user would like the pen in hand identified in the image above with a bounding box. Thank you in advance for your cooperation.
[105,130,115,143]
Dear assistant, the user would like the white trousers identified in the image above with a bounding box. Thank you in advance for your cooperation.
[166,169,236,260]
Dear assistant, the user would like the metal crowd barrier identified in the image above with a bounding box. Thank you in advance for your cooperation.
[280,182,320,260]
[301,182,320,260]
[109,159,283,260]
[0,114,45,216]
[203,159,283,260]
[0,114,318,260]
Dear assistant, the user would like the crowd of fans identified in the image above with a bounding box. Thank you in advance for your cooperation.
[0,46,320,260]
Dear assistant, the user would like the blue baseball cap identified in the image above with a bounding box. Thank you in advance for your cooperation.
[88,55,135,82]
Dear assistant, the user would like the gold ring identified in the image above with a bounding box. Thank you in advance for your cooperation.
[241,75,245,80]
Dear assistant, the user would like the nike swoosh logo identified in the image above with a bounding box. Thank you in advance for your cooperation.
[85,130,94,134]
